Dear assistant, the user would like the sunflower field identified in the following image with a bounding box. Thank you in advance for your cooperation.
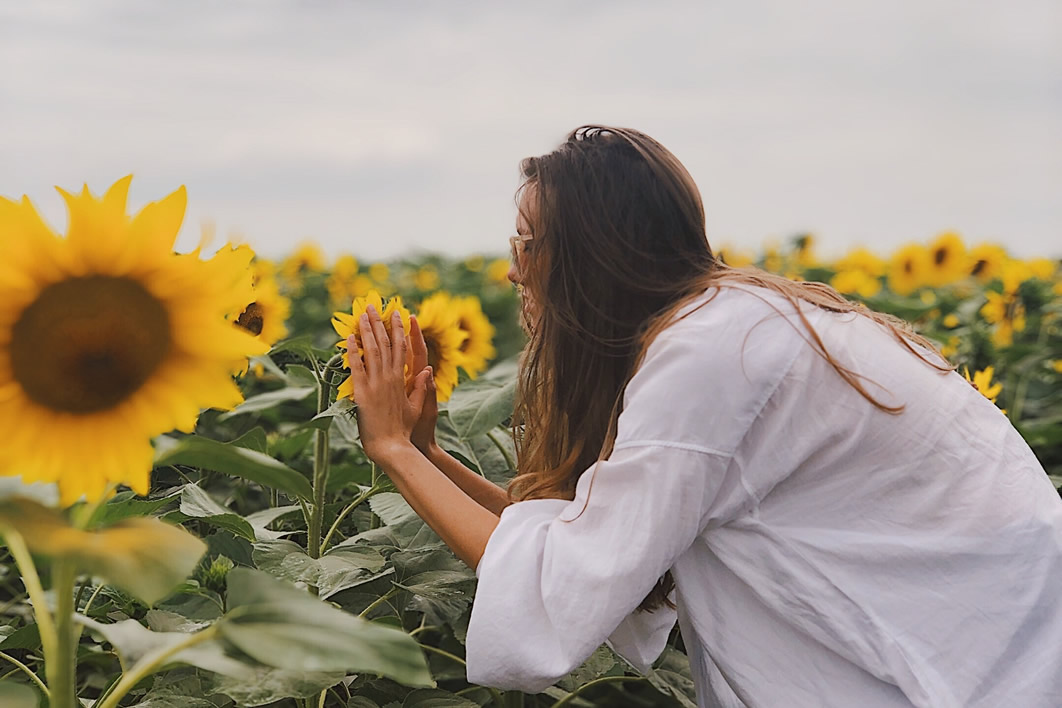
[0,180,1059,708]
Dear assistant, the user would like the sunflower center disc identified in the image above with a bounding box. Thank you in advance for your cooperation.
[11,276,172,414]
[235,302,265,335]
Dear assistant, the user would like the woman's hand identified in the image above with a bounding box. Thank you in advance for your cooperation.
[406,314,440,455]
[349,305,433,465]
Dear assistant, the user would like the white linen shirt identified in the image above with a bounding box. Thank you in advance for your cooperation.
[464,284,1062,707]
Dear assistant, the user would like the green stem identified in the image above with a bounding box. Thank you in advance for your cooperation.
[51,560,78,708]
[319,483,381,554]
[369,462,380,530]
[96,626,219,708]
[0,650,49,698]
[417,645,507,706]
[549,676,646,708]
[1009,316,1050,423]
[486,428,518,472]
[358,587,399,619]
[308,355,342,561]
[73,583,108,643]
[0,528,58,697]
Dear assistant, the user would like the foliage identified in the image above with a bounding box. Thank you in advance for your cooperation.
[0,227,1057,707]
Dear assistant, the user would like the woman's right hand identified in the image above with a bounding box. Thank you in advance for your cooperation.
[407,314,440,455]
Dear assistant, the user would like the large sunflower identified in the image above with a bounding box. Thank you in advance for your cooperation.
[332,291,411,402]
[413,292,468,402]
[0,177,268,505]
[451,295,496,378]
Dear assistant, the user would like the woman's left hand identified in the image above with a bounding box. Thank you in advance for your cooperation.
[348,305,433,464]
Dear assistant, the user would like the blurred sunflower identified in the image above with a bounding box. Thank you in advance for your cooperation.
[452,295,496,377]
[968,243,1007,282]
[326,254,363,305]
[887,243,931,296]
[232,265,290,348]
[280,241,326,286]
[717,245,755,268]
[981,291,1026,348]
[464,254,485,272]
[414,292,469,402]
[835,247,885,278]
[0,177,267,505]
[486,258,510,285]
[332,291,411,402]
[830,269,881,298]
[925,232,967,287]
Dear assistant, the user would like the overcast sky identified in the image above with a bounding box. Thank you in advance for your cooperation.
[1,1,1059,262]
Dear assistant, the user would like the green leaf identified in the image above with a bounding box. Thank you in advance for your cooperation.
[0,499,205,606]
[557,645,618,692]
[174,485,256,542]
[217,384,315,420]
[646,647,698,708]
[222,568,433,686]
[252,539,387,598]
[77,616,252,679]
[95,492,178,527]
[0,681,39,708]
[209,666,346,707]
[154,435,312,501]
[0,623,40,651]
[401,689,479,707]
[231,427,269,454]
[446,375,515,439]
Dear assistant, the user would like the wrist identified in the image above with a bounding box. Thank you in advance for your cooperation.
[370,439,420,469]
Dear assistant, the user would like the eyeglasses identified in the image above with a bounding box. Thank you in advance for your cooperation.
[509,233,534,265]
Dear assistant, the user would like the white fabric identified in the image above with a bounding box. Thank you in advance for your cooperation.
[465,284,1062,707]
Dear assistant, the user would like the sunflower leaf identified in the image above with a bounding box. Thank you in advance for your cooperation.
[445,375,515,439]
[216,385,315,420]
[154,435,313,501]
[0,681,39,708]
[0,498,205,606]
[221,568,433,686]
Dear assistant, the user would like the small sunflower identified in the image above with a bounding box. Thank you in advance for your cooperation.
[968,243,1007,282]
[232,264,290,348]
[332,291,411,402]
[280,241,326,287]
[835,247,885,278]
[717,246,755,268]
[451,295,496,377]
[326,254,362,305]
[0,177,267,505]
[485,258,510,285]
[887,243,931,296]
[415,265,440,291]
[830,269,881,298]
[925,232,968,287]
[964,366,1003,406]
[413,292,469,402]
[980,291,1026,348]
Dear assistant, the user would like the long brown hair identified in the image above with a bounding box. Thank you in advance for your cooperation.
[507,126,951,611]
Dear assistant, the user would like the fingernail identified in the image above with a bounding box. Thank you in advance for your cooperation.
[366,304,377,315]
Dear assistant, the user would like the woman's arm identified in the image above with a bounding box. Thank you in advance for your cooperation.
[423,443,510,516]
[349,305,498,569]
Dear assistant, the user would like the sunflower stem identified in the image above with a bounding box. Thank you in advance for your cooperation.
[0,527,59,700]
[51,559,78,708]
[307,355,342,561]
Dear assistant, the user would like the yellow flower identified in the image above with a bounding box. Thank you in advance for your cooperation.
[887,243,931,296]
[925,231,968,287]
[1000,259,1031,294]
[415,265,440,291]
[486,258,511,285]
[981,291,1026,348]
[763,243,784,274]
[413,292,469,403]
[967,243,1007,282]
[835,248,885,278]
[331,291,412,402]
[280,241,326,284]
[964,366,1002,406]
[942,313,960,329]
[0,177,267,505]
[717,245,755,268]
[1050,360,1062,374]
[452,295,496,377]
[232,267,290,348]
[1025,258,1057,282]
[794,233,817,268]
[830,270,881,298]
[326,254,362,305]
[464,255,485,272]
[940,336,959,360]
[368,262,390,283]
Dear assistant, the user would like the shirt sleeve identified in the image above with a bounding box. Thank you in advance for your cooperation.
[465,289,804,693]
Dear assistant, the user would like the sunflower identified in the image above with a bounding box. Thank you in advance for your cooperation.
[925,232,968,287]
[964,366,1003,406]
[326,254,364,305]
[0,177,267,505]
[967,243,1007,282]
[413,292,469,402]
[830,269,881,298]
[332,291,411,402]
[232,263,290,348]
[716,246,755,268]
[280,241,326,287]
[452,295,496,377]
[486,258,510,285]
[887,243,931,296]
[980,291,1026,348]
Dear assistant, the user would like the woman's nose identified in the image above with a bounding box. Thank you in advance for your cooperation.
[507,261,521,285]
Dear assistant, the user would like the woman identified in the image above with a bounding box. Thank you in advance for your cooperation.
[347,126,1062,707]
